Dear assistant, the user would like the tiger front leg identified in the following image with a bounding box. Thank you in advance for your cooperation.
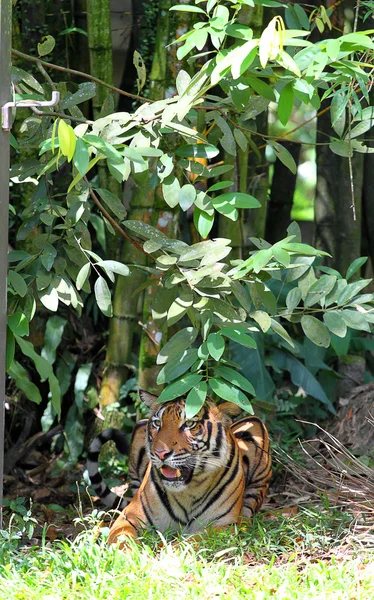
[108,490,151,549]
[107,510,138,550]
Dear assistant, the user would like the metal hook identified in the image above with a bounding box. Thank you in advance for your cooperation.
[1,90,60,131]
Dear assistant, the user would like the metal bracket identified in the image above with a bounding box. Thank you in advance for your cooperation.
[1,90,60,131]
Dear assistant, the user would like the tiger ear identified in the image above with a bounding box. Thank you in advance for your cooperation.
[139,389,158,409]
[217,401,243,418]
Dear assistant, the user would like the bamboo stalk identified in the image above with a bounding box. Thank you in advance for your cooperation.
[86,0,123,260]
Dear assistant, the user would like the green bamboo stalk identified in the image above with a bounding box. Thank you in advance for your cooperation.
[137,0,181,393]
[100,0,191,403]
[137,191,179,393]
[86,0,113,117]
[99,180,155,407]
[314,3,363,272]
[86,0,123,260]
[219,6,268,255]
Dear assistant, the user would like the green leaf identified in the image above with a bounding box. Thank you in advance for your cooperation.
[157,327,198,365]
[95,188,127,221]
[9,361,42,404]
[205,164,234,179]
[323,311,347,338]
[246,76,276,101]
[250,310,271,333]
[60,82,96,109]
[6,328,15,370]
[270,142,297,174]
[270,318,295,348]
[8,312,29,337]
[133,50,146,94]
[178,239,230,264]
[331,91,347,137]
[207,181,234,193]
[179,184,196,211]
[84,134,124,164]
[11,66,44,94]
[326,38,340,60]
[219,327,256,348]
[271,350,334,412]
[301,315,331,348]
[282,242,330,257]
[39,285,59,312]
[209,378,253,413]
[167,293,194,326]
[252,248,273,272]
[158,373,203,403]
[143,240,162,253]
[337,279,371,305]
[10,133,19,150]
[68,155,102,192]
[286,287,302,312]
[207,333,225,361]
[346,256,368,280]
[162,176,181,208]
[197,341,209,360]
[293,4,310,30]
[175,144,219,158]
[37,35,56,56]
[41,316,67,365]
[212,192,261,209]
[214,365,255,395]
[157,349,198,385]
[304,275,337,307]
[94,276,113,317]
[278,82,294,126]
[325,279,347,307]
[58,119,76,162]
[211,201,238,221]
[48,372,62,419]
[230,40,258,79]
[76,263,91,290]
[152,286,178,326]
[185,382,208,418]
[156,255,178,270]
[41,244,57,272]
[193,208,214,238]
[15,335,52,380]
[97,260,130,278]
[341,309,371,332]
[73,138,89,176]
[8,270,27,297]
[170,4,206,12]
[349,113,374,139]
[273,246,291,266]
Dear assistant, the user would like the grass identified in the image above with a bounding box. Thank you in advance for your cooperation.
[1,504,374,600]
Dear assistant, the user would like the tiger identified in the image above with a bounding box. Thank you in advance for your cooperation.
[87,390,271,548]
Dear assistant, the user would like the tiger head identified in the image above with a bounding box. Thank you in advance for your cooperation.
[139,390,242,490]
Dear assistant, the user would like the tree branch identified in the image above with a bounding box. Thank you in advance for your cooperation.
[85,180,156,262]
[12,49,152,104]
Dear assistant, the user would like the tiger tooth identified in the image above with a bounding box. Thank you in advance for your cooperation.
[175,468,181,477]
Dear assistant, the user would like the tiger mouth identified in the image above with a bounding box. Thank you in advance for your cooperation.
[159,465,191,482]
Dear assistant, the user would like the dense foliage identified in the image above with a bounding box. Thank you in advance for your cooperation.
[7,0,374,451]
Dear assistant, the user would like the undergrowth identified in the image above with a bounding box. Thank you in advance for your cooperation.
[1,504,374,599]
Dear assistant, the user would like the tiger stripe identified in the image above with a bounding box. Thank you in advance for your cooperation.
[87,394,271,548]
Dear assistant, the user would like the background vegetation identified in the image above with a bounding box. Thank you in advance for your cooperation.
[2,2,374,593]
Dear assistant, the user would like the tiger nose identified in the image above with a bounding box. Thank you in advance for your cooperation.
[154,448,172,460]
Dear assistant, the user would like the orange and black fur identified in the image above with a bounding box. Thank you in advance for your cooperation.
[87,390,271,547]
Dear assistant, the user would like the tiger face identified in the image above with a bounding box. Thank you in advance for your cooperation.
[140,391,242,492]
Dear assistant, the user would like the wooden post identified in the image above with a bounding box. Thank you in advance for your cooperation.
[0,0,12,526]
